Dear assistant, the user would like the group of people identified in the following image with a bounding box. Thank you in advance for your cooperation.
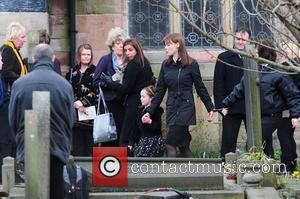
[214,27,300,172]
[1,22,70,198]
[70,28,214,158]
[0,21,300,198]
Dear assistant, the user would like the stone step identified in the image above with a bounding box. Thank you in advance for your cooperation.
[245,187,281,199]
[75,157,224,191]
[89,188,245,199]
[9,186,245,199]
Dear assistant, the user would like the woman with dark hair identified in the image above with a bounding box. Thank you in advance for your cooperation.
[66,44,96,156]
[93,27,128,146]
[38,30,61,75]
[100,38,154,147]
[222,39,300,158]
[142,33,214,157]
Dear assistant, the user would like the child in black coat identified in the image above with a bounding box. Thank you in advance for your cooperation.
[129,85,164,157]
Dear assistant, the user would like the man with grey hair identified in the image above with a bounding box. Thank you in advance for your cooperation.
[9,44,75,199]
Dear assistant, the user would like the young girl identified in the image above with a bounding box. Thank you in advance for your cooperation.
[130,85,164,157]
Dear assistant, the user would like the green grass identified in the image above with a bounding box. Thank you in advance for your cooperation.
[274,149,282,161]
[192,148,220,158]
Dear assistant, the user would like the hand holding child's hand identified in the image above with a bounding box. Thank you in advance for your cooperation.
[291,118,298,128]
[207,111,213,122]
[142,113,152,124]
[221,108,228,116]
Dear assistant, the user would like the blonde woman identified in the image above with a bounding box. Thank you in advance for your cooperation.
[93,27,128,146]
[2,22,27,85]
[0,22,27,182]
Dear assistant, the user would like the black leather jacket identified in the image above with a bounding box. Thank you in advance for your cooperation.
[222,64,300,118]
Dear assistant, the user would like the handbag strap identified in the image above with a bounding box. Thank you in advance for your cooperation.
[97,85,109,115]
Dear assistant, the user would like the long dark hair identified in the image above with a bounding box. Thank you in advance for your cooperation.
[163,33,192,66]
[123,38,145,67]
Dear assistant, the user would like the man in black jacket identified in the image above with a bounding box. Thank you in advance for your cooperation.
[222,39,300,160]
[213,27,251,159]
[8,44,75,199]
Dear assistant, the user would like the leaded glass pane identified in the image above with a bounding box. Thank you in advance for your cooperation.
[180,0,222,47]
[128,0,170,49]
[0,0,46,12]
[233,0,271,41]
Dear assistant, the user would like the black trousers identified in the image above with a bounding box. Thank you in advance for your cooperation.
[101,99,124,147]
[221,114,246,158]
[71,124,93,156]
[277,118,297,167]
[50,155,64,199]
[261,114,282,158]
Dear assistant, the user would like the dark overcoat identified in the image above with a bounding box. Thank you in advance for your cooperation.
[213,51,245,114]
[149,58,214,126]
[0,44,26,144]
[8,60,75,163]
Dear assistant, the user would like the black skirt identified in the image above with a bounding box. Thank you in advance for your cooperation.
[165,125,191,147]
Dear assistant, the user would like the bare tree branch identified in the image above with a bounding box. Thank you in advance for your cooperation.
[167,0,300,73]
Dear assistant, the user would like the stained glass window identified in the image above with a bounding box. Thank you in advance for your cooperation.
[233,0,271,41]
[180,0,222,47]
[128,0,170,49]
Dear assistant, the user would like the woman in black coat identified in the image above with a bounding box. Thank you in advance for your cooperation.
[222,39,300,158]
[100,38,154,147]
[142,33,214,157]
[0,22,27,181]
[66,44,97,156]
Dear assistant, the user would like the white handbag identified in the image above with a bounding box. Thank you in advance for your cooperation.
[93,86,117,143]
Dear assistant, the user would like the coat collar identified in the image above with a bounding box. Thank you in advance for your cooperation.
[30,59,55,72]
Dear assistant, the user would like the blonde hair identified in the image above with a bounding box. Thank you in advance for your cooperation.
[106,27,128,51]
[142,85,156,98]
[6,22,26,40]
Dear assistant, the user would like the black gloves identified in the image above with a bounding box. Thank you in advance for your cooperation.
[100,72,113,84]
[100,72,119,90]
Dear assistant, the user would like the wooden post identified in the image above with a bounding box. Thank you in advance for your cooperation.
[243,45,262,150]
[25,91,50,199]
[2,156,15,193]
[223,0,233,48]
[170,0,180,33]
